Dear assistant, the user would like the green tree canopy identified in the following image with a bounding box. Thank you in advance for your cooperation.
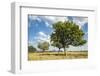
[28,46,37,52]
[51,21,87,55]
[38,42,49,51]
[51,42,63,51]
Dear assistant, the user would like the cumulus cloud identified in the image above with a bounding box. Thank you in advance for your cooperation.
[38,31,47,37]
[72,17,88,29]
[34,31,50,43]
[44,21,52,28]
[28,15,70,28]
[44,16,68,23]
[28,15,42,28]
[28,15,42,22]
[38,16,68,28]
[67,43,88,51]
[42,16,88,30]
[29,15,88,29]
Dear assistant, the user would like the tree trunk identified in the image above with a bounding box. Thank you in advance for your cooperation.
[58,48,60,52]
[58,48,60,55]
[64,47,66,56]
[43,49,45,52]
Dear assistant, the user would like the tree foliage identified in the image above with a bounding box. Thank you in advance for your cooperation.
[38,42,49,51]
[51,21,87,55]
[28,46,37,52]
[51,42,63,51]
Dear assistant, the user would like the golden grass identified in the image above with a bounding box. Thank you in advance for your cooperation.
[28,51,88,61]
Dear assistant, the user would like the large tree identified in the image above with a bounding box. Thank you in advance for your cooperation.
[38,42,49,52]
[50,21,87,55]
[51,42,63,52]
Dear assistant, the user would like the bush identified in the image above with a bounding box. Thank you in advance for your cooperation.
[28,46,37,52]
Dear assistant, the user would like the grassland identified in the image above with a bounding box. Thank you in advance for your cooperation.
[28,51,88,61]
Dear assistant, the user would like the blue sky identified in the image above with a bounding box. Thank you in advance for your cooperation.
[28,15,88,51]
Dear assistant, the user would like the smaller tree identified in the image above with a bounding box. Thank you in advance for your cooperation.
[38,42,49,52]
[28,46,37,52]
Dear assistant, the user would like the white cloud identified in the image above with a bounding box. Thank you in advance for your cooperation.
[44,16,68,23]
[38,31,47,37]
[29,15,42,22]
[67,43,88,51]
[40,16,68,28]
[44,21,52,28]
[55,17,68,22]
[72,17,88,29]
[29,16,68,28]
[42,16,88,37]
[38,36,50,43]
[44,16,56,22]
[28,41,41,50]
[28,16,42,28]
[29,16,88,29]
[34,31,50,43]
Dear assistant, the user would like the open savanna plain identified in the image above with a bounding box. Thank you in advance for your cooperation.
[28,51,88,60]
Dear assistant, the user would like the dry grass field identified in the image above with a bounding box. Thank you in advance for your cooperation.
[28,51,88,61]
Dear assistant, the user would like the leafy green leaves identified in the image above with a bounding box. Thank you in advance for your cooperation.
[51,20,87,54]
[28,46,37,52]
[38,42,49,51]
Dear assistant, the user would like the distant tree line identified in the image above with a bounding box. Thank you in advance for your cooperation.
[28,41,49,52]
[28,46,36,53]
